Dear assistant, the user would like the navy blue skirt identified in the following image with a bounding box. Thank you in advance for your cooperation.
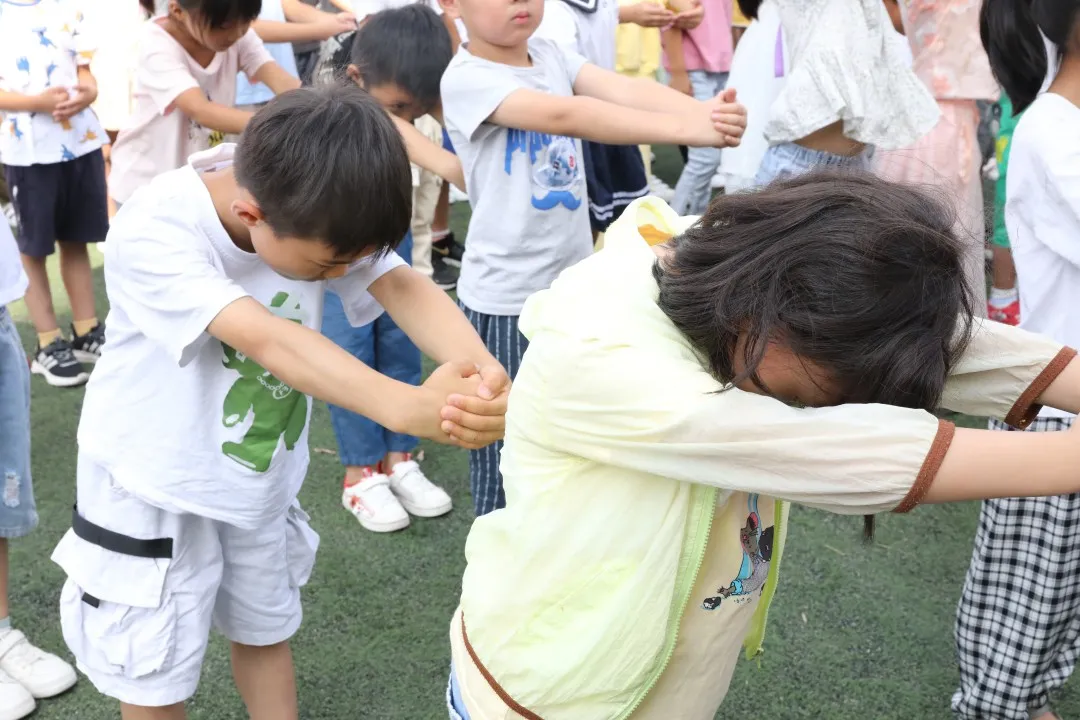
[582,141,649,233]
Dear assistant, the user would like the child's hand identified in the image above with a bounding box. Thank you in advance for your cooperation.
[709,88,746,148]
[33,87,69,115]
[317,12,357,38]
[53,84,97,121]
[441,364,511,447]
[412,361,506,449]
[622,1,675,28]
[673,0,704,29]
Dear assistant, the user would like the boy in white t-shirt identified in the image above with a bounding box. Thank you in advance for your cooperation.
[0,0,110,389]
[0,221,79,720]
[51,85,509,719]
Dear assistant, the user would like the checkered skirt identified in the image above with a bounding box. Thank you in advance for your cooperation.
[952,417,1080,719]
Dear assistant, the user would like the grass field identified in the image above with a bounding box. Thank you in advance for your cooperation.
[6,148,1076,719]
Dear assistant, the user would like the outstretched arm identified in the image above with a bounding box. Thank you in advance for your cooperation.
[391,114,465,191]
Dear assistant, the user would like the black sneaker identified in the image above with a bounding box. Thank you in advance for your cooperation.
[432,232,465,268]
[31,338,89,388]
[71,322,106,364]
[431,254,458,291]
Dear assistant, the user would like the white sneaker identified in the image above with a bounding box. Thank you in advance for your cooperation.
[0,668,34,720]
[342,474,410,533]
[710,170,726,190]
[388,461,453,518]
[0,630,75,701]
[647,175,675,203]
[982,156,999,181]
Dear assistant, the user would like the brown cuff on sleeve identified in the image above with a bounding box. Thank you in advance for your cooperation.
[1004,347,1078,429]
[894,419,955,514]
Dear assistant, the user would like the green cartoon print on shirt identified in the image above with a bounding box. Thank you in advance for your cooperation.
[220,291,307,472]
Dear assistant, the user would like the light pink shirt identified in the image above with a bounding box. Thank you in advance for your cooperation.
[900,0,998,101]
[109,22,272,204]
[663,0,734,74]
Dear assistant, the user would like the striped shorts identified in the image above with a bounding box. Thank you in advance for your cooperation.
[952,416,1080,719]
[458,303,529,517]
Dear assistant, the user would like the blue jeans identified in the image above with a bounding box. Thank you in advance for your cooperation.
[322,233,421,467]
[754,141,875,187]
[0,307,38,538]
[671,70,729,216]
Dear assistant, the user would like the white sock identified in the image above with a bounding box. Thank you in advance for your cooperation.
[989,286,1019,307]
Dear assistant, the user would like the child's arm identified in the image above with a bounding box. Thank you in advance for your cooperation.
[252,61,303,95]
[490,86,740,148]
[0,87,69,114]
[573,64,745,143]
[391,114,465,191]
[618,1,675,27]
[251,15,354,43]
[173,90,254,135]
[208,297,501,447]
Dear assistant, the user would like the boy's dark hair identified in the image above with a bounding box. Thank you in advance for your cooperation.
[165,0,264,30]
[655,170,976,540]
[981,0,1080,113]
[235,84,412,258]
[350,4,453,112]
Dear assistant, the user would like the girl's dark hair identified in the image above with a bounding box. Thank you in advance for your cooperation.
[736,0,761,20]
[160,0,263,29]
[655,171,976,540]
[981,0,1080,113]
[350,4,452,112]
[140,0,156,17]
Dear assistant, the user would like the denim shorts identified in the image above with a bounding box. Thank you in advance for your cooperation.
[754,141,874,187]
[446,665,470,720]
[0,307,39,538]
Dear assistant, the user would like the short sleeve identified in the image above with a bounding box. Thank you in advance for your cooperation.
[1033,136,1080,269]
[104,215,250,367]
[137,29,200,115]
[441,55,524,141]
[235,28,274,81]
[325,252,406,327]
[71,2,97,64]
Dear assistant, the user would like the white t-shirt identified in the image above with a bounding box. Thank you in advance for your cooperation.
[1005,92,1080,420]
[78,144,404,529]
[0,221,28,308]
[534,0,618,70]
[0,0,106,166]
[108,22,273,204]
[441,39,592,316]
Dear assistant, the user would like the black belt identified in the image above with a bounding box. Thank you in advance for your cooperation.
[70,504,174,608]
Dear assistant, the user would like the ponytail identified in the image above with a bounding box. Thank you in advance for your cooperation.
[980,0,1049,112]
[737,0,762,21]
[139,0,156,16]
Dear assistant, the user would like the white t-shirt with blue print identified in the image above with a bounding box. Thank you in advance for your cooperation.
[442,38,592,317]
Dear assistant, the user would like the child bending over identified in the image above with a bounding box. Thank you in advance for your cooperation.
[51,85,507,720]
[445,174,1080,720]
[440,0,746,516]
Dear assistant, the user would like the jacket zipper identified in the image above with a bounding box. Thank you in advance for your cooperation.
[618,485,718,719]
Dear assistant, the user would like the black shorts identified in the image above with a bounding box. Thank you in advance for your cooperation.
[582,141,649,234]
[4,149,109,258]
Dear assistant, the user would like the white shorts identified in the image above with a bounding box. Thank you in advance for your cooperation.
[51,455,320,707]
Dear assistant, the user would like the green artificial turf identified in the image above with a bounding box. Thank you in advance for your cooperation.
[6,147,1075,719]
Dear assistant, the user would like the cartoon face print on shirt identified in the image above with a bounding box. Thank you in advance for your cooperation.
[219,291,308,472]
[505,129,584,211]
[702,494,775,611]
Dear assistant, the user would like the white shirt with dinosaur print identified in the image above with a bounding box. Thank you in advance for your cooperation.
[77,144,404,529]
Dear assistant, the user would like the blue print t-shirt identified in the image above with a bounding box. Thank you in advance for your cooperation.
[442,38,593,316]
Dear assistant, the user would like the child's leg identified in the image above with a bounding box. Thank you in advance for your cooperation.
[213,506,315,720]
[121,702,186,720]
[459,305,528,517]
[952,418,1080,720]
[671,71,728,215]
[230,641,297,720]
[57,149,109,339]
[4,164,60,342]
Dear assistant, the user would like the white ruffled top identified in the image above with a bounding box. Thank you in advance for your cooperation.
[765,0,940,150]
